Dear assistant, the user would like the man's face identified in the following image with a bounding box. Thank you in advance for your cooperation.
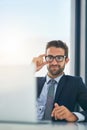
[45,47,69,78]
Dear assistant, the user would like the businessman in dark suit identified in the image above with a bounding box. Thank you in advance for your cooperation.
[32,40,87,122]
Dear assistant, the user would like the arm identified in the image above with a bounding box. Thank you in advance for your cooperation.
[77,77,87,122]
[51,77,87,122]
[51,103,78,122]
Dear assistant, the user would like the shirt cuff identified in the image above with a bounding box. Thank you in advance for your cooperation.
[73,112,85,122]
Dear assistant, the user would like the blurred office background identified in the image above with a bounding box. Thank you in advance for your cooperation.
[0,0,87,85]
[0,0,71,75]
[71,0,87,85]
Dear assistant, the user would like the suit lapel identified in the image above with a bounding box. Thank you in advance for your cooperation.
[37,77,46,98]
[54,75,66,102]
[37,75,67,100]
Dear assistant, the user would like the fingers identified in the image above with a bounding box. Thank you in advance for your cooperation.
[33,54,46,63]
[51,103,77,122]
[51,103,59,118]
[36,54,47,66]
[51,103,78,122]
[54,103,59,107]
[54,108,66,120]
[51,103,68,120]
[38,54,46,58]
[32,54,48,72]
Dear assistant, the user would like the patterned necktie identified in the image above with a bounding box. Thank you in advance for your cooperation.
[43,79,56,120]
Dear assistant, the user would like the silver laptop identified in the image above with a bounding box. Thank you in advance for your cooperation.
[0,64,38,123]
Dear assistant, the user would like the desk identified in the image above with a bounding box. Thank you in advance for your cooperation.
[0,122,87,130]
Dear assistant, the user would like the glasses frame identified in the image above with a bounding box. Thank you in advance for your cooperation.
[45,55,66,63]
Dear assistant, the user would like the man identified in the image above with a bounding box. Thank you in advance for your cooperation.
[32,40,87,122]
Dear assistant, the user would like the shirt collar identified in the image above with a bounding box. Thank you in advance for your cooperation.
[46,74,64,84]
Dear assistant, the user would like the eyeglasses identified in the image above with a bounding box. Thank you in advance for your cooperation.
[45,55,66,62]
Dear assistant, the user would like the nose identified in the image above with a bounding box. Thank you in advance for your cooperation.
[51,58,58,64]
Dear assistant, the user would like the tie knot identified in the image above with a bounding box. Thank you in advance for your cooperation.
[50,79,56,85]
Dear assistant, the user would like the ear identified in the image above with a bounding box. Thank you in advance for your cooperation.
[65,58,69,64]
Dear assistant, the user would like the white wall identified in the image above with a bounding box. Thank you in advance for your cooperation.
[0,0,71,76]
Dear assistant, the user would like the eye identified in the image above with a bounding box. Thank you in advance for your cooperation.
[57,56,63,60]
[56,56,65,62]
[45,55,53,62]
[48,55,53,59]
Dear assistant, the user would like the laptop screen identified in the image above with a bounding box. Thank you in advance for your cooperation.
[0,64,37,123]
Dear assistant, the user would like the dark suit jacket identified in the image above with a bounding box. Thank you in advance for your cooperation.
[36,75,87,122]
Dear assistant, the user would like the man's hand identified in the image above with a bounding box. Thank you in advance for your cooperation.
[32,54,48,72]
[51,103,78,122]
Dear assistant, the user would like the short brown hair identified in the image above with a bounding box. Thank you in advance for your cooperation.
[46,40,68,58]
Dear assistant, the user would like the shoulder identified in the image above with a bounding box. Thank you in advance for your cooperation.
[64,75,82,79]
[64,75,82,80]
[59,75,87,92]
[36,76,46,85]
[36,76,46,81]
[62,75,84,84]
